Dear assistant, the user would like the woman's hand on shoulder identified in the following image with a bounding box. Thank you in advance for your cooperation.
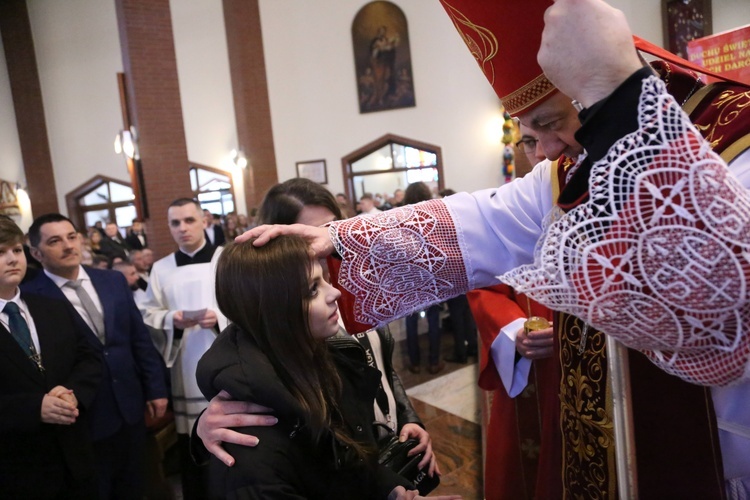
[197,390,278,467]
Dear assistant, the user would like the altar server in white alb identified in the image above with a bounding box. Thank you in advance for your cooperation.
[141,197,227,500]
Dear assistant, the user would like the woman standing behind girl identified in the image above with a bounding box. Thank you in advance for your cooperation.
[197,237,456,498]
[258,179,433,459]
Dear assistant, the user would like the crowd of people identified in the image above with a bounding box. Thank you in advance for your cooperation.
[74,211,257,273]
[2,0,749,498]
[3,184,462,499]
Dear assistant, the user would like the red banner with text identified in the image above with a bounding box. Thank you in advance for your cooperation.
[687,25,750,85]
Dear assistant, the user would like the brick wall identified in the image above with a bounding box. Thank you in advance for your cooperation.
[223,0,278,210]
[115,0,191,259]
[0,0,59,218]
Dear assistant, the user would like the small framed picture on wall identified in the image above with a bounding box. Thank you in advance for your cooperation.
[662,0,712,59]
[296,159,328,184]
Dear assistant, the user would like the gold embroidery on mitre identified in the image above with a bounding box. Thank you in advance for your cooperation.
[502,73,557,115]
[441,1,499,86]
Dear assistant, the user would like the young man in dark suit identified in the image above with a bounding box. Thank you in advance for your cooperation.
[99,221,130,261]
[0,216,102,498]
[203,209,225,247]
[125,218,148,250]
[23,213,169,500]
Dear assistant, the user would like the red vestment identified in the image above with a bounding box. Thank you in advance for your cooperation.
[468,285,561,500]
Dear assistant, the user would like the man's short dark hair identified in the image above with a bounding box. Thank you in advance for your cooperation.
[0,215,24,247]
[92,255,111,269]
[112,260,134,271]
[169,198,201,211]
[28,213,76,247]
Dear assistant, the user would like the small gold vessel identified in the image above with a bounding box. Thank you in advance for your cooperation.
[524,316,550,333]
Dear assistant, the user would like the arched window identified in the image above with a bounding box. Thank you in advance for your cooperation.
[66,176,136,231]
[341,134,443,206]
[190,163,235,216]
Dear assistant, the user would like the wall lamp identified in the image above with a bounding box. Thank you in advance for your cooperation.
[230,148,248,169]
[114,126,139,160]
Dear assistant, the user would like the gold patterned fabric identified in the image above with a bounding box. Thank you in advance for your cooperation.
[557,312,617,499]
[687,84,750,164]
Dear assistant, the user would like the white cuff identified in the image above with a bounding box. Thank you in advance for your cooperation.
[490,317,531,397]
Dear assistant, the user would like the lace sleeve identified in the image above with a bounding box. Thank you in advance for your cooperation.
[328,199,471,328]
[502,75,750,386]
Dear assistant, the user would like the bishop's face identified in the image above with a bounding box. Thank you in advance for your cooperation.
[517,91,583,162]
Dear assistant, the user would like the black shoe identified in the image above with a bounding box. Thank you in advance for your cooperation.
[407,364,421,374]
[428,361,446,374]
[444,356,467,364]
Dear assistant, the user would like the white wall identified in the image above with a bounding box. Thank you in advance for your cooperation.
[27,0,127,214]
[258,0,504,196]
[170,0,246,215]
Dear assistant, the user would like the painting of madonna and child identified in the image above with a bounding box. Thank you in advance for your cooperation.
[352,1,416,114]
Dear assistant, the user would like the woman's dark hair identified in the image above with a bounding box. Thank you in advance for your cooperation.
[258,178,342,225]
[215,236,361,451]
[403,181,433,205]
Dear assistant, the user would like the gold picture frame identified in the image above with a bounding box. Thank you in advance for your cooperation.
[296,159,328,184]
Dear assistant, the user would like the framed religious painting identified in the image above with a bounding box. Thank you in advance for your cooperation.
[351,1,416,113]
[296,159,328,184]
[662,0,712,59]
[0,180,21,217]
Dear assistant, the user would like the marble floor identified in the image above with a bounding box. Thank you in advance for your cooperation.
[389,319,484,500]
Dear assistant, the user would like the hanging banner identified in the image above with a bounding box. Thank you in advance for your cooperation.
[687,25,750,85]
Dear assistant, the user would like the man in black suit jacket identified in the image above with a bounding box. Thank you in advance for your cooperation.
[24,213,169,500]
[100,221,130,261]
[125,218,148,250]
[0,216,102,498]
[203,209,226,246]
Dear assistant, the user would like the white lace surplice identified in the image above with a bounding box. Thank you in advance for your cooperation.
[330,76,750,388]
[329,161,554,328]
[502,76,750,387]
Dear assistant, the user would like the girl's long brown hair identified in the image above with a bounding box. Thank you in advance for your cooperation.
[215,236,366,453]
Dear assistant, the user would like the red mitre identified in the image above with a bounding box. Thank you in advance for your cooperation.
[439,0,556,115]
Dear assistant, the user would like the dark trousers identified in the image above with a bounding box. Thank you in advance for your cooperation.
[446,295,477,361]
[1,456,99,500]
[93,420,146,500]
[178,433,217,500]
[406,305,442,366]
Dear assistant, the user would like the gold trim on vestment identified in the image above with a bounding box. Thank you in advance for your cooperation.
[550,160,560,204]
[557,313,616,499]
[682,83,715,116]
[683,84,750,163]
[721,134,750,164]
